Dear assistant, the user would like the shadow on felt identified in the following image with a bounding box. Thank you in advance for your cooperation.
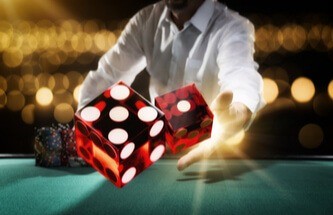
[176,159,276,184]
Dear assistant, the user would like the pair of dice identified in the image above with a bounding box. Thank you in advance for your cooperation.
[74,81,214,188]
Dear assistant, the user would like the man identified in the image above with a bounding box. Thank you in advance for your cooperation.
[78,0,265,171]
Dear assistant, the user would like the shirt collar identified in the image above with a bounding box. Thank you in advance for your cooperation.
[158,0,214,32]
[188,0,214,32]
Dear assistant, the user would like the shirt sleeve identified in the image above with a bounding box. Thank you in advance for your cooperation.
[216,17,265,114]
[78,9,148,110]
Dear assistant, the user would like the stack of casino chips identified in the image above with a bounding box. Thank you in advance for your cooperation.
[34,123,87,167]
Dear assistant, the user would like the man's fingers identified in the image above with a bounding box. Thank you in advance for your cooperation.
[211,91,233,111]
[177,139,215,171]
[229,102,251,121]
[177,149,203,171]
[177,93,251,172]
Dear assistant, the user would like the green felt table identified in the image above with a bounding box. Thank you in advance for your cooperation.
[0,158,332,215]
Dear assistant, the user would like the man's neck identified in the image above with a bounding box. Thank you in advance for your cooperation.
[170,0,205,30]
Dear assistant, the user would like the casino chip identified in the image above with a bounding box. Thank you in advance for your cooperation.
[34,123,88,167]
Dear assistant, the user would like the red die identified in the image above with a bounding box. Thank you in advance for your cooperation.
[74,81,166,188]
[155,84,214,153]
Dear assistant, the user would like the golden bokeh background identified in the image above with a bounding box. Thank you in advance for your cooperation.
[0,0,332,156]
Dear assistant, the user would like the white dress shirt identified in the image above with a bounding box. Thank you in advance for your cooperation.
[78,0,265,113]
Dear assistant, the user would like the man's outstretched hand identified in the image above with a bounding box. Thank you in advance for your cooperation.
[177,91,252,171]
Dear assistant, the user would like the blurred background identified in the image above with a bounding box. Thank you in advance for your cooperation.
[0,0,332,158]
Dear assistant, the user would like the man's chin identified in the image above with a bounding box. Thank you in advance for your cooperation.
[165,0,188,12]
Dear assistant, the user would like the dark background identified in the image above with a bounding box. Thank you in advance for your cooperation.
[0,0,332,158]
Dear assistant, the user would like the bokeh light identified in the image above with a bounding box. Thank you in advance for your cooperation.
[73,84,82,103]
[21,104,35,124]
[36,87,53,106]
[66,71,84,92]
[291,77,315,103]
[308,24,324,51]
[34,27,51,50]
[57,31,73,53]
[60,19,82,33]
[48,73,69,91]
[16,20,33,34]
[2,48,24,68]
[298,124,323,149]
[0,76,7,91]
[328,80,333,100]
[10,32,24,49]
[45,50,63,66]
[6,75,24,91]
[263,78,279,104]
[71,32,93,53]
[0,89,7,108]
[83,20,100,33]
[94,30,116,52]
[6,90,25,111]
[281,24,307,52]
[21,34,38,56]
[52,89,73,106]
[255,24,283,53]
[21,74,39,96]
[36,73,53,87]
[0,32,10,52]
[107,31,117,47]
[54,103,74,123]
[321,25,333,50]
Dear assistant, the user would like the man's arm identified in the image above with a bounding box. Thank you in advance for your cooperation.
[177,17,265,171]
[216,18,264,113]
[78,10,148,110]
[177,91,252,171]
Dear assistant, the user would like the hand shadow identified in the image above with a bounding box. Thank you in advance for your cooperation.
[177,159,275,184]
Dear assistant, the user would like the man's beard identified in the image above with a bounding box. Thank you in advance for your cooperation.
[165,0,189,11]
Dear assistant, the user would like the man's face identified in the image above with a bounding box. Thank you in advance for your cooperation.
[164,0,189,11]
